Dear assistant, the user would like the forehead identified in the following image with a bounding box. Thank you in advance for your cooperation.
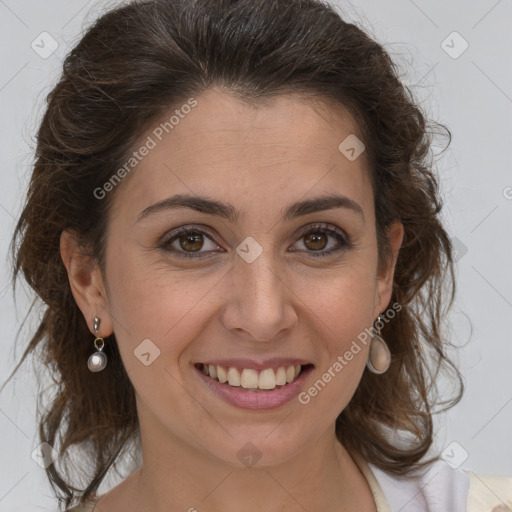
[109,89,373,223]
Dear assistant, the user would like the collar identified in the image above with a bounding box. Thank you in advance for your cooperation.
[349,450,392,512]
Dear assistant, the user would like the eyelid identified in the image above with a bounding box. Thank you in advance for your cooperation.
[294,222,347,241]
[159,224,223,252]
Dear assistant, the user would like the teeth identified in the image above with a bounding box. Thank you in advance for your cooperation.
[240,369,259,389]
[276,367,287,386]
[227,367,241,386]
[258,368,277,390]
[202,364,303,390]
[217,366,228,383]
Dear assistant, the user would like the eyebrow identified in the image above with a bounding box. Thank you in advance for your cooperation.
[136,193,365,224]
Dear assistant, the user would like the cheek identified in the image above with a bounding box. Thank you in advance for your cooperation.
[296,279,375,419]
[295,258,376,390]
[105,251,216,365]
[296,258,377,337]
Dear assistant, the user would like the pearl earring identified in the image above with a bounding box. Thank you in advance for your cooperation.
[87,316,107,372]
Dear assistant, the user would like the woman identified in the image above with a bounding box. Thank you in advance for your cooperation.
[5,0,511,510]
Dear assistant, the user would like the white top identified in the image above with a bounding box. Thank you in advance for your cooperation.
[68,455,512,512]
[350,452,512,512]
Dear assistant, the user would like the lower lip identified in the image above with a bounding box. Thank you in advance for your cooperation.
[195,365,313,410]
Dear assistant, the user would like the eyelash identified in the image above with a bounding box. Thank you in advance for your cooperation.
[159,223,352,260]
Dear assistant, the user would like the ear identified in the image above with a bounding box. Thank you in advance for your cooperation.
[60,229,113,337]
[374,221,404,317]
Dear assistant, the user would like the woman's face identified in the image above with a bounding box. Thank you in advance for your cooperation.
[69,89,402,467]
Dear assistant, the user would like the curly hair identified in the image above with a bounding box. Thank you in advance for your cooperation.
[4,0,463,509]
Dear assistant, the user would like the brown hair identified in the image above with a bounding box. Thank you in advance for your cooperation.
[5,0,463,509]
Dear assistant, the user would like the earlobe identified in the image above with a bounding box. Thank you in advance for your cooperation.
[59,229,113,337]
[375,221,404,314]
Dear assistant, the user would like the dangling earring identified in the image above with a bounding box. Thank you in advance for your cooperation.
[87,316,107,372]
[366,314,391,374]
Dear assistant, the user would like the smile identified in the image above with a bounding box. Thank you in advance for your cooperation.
[196,363,308,391]
[194,358,314,409]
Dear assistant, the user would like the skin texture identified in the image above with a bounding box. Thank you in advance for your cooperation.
[61,89,403,512]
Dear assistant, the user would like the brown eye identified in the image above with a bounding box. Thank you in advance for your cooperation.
[178,233,204,252]
[303,232,328,251]
[161,227,222,259]
[160,224,352,260]
[291,224,351,258]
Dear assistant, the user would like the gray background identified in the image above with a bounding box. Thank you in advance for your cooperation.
[1,0,511,510]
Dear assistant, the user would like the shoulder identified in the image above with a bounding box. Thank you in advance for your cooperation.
[465,470,512,512]
[369,457,512,512]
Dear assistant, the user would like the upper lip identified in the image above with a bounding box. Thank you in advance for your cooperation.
[196,358,312,371]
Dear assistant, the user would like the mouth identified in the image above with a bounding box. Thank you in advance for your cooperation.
[194,363,313,392]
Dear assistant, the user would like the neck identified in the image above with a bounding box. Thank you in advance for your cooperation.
[125,418,376,512]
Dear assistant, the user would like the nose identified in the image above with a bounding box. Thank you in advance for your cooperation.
[220,244,297,344]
